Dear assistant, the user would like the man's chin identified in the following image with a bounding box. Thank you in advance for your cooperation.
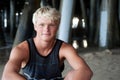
[42,37,54,41]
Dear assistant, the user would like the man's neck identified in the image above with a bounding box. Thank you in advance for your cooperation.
[34,37,56,50]
[33,37,56,56]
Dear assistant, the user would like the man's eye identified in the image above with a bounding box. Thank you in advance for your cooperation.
[49,24,56,27]
[39,24,44,26]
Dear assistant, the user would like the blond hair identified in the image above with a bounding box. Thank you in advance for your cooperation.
[32,6,61,25]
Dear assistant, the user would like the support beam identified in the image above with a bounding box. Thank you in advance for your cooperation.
[58,0,75,43]
[10,0,15,38]
[99,0,108,48]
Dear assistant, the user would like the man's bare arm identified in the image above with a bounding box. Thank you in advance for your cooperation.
[2,42,28,80]
[61,43,93,80]
[2,60,26,80]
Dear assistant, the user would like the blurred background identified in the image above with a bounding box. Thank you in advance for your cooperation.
[0,0,120,49]
[0,0,120,80]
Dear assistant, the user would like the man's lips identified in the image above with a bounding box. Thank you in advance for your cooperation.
[42,33,50,36]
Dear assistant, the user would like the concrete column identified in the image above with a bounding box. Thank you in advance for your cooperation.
[10,0,15,38]
[99,0,108,48]
[58,0,75,43]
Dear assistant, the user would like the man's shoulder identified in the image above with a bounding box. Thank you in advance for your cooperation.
[12,40,29,53]
[60,41,76,54]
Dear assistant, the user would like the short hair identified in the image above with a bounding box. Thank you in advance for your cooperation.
[32,6,61,25]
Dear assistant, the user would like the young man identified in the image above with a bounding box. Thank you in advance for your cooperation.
[2,6,93,80]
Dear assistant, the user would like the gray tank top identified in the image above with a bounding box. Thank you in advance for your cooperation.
[22,38,64,80]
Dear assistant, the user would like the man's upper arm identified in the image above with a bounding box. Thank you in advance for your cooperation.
[63,42,91,72]
[61,43,91,70]
[2,45,27,80]
[61,43,93,80]
[8,47,25,71]
[3,45,27,75]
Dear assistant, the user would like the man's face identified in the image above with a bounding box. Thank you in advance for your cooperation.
[34,17,59,41]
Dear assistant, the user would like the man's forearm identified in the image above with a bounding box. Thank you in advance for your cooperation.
[64,69,92,80]
[2,72,26,80]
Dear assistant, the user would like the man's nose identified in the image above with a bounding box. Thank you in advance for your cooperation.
[44,25,49,31]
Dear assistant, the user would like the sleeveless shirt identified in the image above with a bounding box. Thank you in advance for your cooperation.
[22,38,64,80]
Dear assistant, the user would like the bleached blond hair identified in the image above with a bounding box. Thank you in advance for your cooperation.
[32,6,61,25]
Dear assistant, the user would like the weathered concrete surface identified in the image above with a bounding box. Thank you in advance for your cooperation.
[0,47,120,80]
